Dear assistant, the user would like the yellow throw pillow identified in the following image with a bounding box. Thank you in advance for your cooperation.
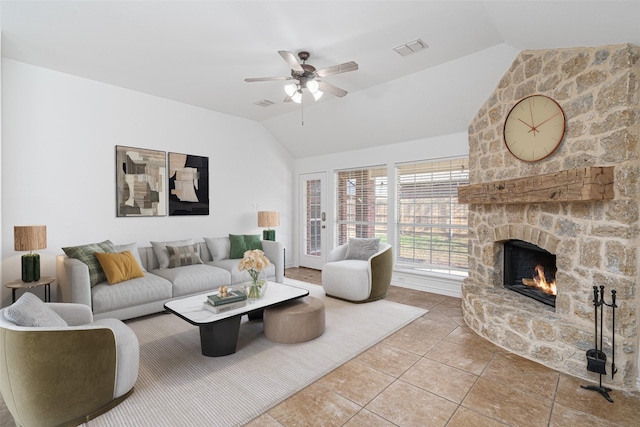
[94,250,144,285]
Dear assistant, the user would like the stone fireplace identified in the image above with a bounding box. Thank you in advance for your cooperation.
[460,44,640,391]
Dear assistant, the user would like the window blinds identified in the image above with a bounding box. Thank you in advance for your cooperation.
[335,167,388,246]
[395,158,469,274]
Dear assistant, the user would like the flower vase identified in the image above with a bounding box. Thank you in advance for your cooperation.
[244,270,268,300]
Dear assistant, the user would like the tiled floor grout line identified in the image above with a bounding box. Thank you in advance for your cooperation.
[547,375,563,427]
[451,352,508,427]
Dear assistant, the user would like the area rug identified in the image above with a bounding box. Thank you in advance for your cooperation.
[1,279,426,427]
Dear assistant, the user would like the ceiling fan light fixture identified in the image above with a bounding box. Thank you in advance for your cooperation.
[246,50,358,109]
[284,83,298,97]
[306,80,319,93]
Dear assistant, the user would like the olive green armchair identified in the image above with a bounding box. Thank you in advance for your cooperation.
[0,295,139,427]
[322,241,393,303]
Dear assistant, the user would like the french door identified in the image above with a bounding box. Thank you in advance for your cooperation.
[299,172,327,270]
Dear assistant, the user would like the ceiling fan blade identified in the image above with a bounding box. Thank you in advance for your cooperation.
[278,50,304,73]
[315,61,358,78]
[318,81,348,97]
[244,76,292,82]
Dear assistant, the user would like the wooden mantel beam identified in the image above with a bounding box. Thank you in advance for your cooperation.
[457,166,614,204]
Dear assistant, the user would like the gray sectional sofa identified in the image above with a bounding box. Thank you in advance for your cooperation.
[57,237,284,321]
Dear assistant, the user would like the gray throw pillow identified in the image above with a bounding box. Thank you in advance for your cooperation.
[151,238,194,269]
[204,237,230,261]
[167,244,203,268]
[4,292,68,327]
[345,238,381,261]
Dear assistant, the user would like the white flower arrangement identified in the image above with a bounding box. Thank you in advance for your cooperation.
[238,249,271,298]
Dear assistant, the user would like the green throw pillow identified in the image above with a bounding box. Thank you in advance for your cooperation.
[244,234,263,251]
[62,240,117,286]
[229,234,263,259]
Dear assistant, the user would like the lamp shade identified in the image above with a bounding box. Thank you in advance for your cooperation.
[14,225,47,252]
[258,211,280,228]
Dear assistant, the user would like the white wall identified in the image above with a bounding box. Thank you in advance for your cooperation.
[294,132,469,297]
[1,59,294,306]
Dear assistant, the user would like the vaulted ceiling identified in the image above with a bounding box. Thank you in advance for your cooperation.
[2,1,639,158]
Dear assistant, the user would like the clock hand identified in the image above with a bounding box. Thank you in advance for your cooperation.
[517,118,534,130]
[526,98,541,136]
[529,99,536,128]
[527,111,561,135]
[535,111,562,129]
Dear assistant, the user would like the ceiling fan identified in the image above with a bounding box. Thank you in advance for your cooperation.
[244,50,358,103]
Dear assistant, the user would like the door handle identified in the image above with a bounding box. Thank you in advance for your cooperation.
[321,212,326,221]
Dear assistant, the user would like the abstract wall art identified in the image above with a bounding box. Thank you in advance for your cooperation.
[116,145,167,217]
[168,152,209,216]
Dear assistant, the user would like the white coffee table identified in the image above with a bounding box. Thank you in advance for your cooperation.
[164,282,309,357]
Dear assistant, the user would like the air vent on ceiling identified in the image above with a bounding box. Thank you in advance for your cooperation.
[254,99,276,107]
[393,39,428,57]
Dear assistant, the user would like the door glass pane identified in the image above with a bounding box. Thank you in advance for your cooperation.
[306,179,321,257]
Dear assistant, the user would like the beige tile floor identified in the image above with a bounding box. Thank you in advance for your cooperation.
[247,267,640,427]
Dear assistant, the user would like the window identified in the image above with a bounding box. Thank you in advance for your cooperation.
[396,158,469,276]
[335,167,387,246]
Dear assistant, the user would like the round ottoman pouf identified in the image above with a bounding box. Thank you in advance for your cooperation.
[264,296,325,344]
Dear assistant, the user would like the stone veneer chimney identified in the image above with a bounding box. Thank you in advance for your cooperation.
[461,44,640,391]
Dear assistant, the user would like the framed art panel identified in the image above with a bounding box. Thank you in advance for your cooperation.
[116,145,167,217]
[168,152,209,216]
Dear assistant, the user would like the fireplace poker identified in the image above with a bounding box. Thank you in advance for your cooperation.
[610,289,617,380]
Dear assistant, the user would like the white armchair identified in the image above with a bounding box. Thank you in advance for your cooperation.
[322,240,393,303]
[0,295,139,427]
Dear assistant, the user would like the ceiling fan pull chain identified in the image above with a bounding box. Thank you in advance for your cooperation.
[301,98,304,126]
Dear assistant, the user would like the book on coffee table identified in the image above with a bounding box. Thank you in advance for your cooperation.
[203,300,247,314]
[208,290,247,306]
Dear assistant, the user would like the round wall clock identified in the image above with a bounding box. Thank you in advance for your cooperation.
[503,94,566,162]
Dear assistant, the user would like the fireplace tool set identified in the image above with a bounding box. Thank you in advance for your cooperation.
[580,285,617,402]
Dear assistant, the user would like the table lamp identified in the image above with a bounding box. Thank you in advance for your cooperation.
[14,225,47,282]
[258,211,279,241]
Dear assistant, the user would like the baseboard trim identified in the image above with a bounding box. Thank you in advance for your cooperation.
[391,271,462,298]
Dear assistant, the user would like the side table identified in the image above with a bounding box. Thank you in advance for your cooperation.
[4,276,55,303]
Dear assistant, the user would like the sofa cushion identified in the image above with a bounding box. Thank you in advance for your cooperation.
[4,292,68,327]
[95,251,145,285]
[204,237,230,261]
[151,264,231,298]
[345,238,380,261]
[91,274,173,314]
[167,244,203,268]
[62,240,117,286]
[115,242,147,272]
[229,234,263,259]
[151,238,194,269]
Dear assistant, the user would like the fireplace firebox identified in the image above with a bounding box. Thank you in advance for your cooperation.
[504,240,557,307]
